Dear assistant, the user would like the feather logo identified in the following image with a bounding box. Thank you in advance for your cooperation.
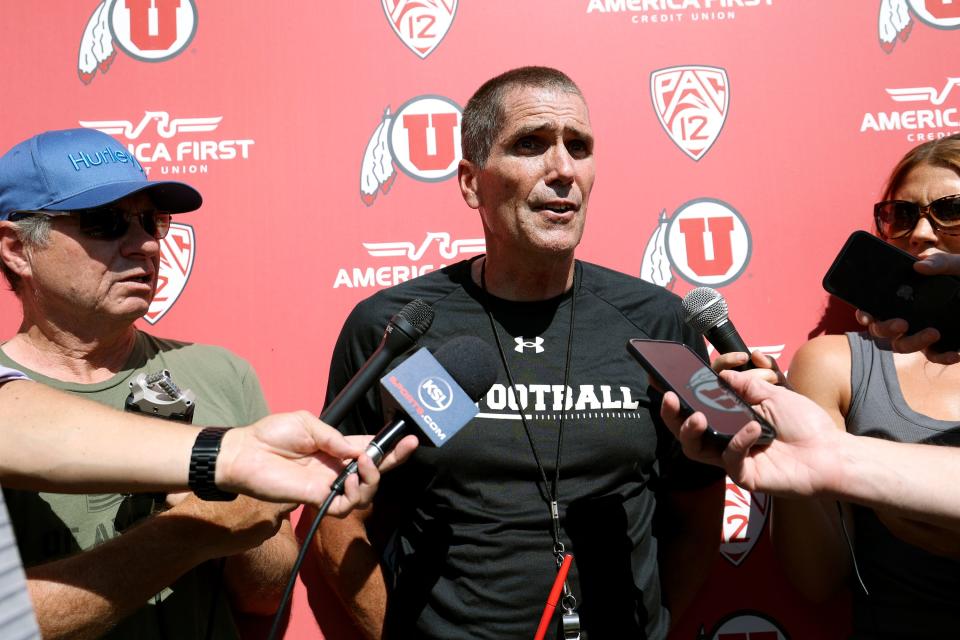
[639,209,673,289]
[382,0,458,59]
[78,0,116,84]
[878,0,913,52]
[360,108,396,206]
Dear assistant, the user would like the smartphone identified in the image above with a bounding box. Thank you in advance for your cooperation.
[822,231,960,352]
[627,338,776,446]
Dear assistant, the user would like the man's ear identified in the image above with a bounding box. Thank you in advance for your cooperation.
[0,223,31,279]
[458,159,481,210]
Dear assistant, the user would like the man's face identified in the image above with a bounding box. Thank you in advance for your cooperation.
[24,193,163,324]
[461,86,595,259]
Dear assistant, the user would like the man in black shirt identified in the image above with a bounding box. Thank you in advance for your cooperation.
[314,66,723,639]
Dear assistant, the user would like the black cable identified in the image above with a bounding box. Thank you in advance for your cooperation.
[266,485,340,640]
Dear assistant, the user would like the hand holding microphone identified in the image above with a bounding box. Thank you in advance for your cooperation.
[682,287,784,383]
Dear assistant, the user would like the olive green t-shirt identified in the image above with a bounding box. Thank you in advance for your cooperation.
[1,331,269,640]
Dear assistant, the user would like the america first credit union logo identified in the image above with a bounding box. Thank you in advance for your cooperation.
[651,65,729,161]
[79,111,254,176]
[334,231,485,289]
[639,199,752,289]
[879,0,960,52]
[861,76,960,143]
[359,95,463,205]
[78,0,197,84]
[382,0,458,59]
[144,222,194,325]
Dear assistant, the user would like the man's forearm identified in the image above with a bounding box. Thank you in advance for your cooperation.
[25,511,218,640]
[313,507,388,639]
[224,519,299,614]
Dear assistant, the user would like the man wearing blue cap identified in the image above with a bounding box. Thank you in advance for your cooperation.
[0,128,298,639]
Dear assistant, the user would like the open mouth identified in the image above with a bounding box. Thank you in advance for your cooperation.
[534,202,578,214]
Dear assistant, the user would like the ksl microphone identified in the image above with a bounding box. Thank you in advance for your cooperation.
[269,336,497,640]
[322,298,434,427]
[682,286,756,372]
[332,335,498,489]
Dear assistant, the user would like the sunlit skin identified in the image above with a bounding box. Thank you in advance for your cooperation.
[21,192,162,329]
[459,86,595,300]
[886,163,960,258]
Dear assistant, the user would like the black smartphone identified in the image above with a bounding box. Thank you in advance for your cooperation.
[627,338,776,446]
[822,231,960,352]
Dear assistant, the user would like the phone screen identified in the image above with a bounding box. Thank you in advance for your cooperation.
[627,339,775,444]
[822,231,960,351]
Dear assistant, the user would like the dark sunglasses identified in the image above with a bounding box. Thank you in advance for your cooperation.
[9,207,172,240]
[874,194,960,239]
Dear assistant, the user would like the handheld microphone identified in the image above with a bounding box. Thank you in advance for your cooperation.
[333,335,498,488]
[682,287,756,371]
[321,298,434,427]
[269,336,498,640]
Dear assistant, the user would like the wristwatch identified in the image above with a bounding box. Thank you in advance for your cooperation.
[188,427,238,501]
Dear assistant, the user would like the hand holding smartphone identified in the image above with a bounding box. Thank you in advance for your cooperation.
[627,339,776,446]
[822,231,960,352]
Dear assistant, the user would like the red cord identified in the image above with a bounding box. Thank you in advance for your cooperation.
[533,553,574,640]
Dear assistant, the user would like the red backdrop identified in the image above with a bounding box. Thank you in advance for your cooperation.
[2,1,956,637]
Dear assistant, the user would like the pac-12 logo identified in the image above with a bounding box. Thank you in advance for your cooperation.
[639,199,752,289]
[382,0,458,59]
[879,0,960,53]
[359,95,463,205]
[721,480,770,566]
[144,222,194,325]
[78,0,198,84]
[651,65,729,161]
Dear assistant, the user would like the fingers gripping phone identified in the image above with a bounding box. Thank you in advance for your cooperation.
[822,231,960,352]
[627,339,776,446]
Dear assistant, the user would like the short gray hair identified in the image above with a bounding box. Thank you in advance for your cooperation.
[0,215,53,296]
[461,66,585,167]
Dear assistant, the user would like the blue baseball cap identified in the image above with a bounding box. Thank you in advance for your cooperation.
[0,128,202,221]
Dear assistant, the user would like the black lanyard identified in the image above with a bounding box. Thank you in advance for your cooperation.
[480,258,580,622]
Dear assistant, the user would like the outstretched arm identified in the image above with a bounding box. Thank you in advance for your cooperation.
[0,380,416,511]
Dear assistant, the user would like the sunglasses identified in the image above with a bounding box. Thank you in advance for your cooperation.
[874,194,960,239]
[9,206,172,240]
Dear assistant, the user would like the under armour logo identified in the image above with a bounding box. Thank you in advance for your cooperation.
[514,336,545,354]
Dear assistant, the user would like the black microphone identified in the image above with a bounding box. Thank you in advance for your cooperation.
[321,299,434,427]
[332,335,498,489]
[681,287,756,371]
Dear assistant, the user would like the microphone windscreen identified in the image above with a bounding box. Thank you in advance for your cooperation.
[432,336,499,402]
[682,286,729,333]
[395,298,435,336]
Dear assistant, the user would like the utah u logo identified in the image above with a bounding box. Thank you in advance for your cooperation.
[123,0,182,50]
[639,198,752,289]
[677,216,735,277]
[78,0,198,84]
[514,337,545,354]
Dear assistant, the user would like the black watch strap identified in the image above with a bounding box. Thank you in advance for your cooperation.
[189,427,238,501]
